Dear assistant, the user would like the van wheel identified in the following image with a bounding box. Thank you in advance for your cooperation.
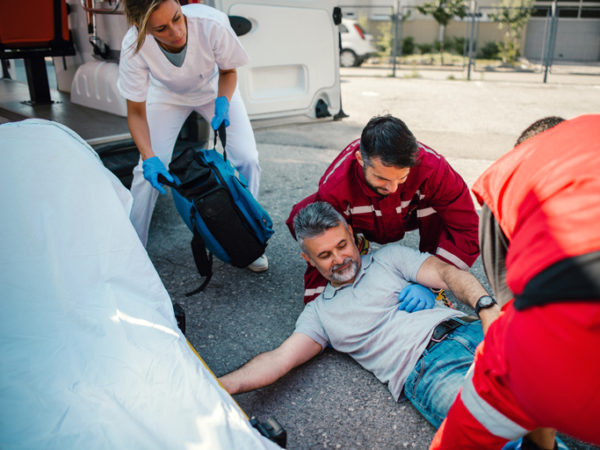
[340,49,358,67]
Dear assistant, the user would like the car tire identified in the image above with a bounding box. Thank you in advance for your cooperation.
[340,49,357,68]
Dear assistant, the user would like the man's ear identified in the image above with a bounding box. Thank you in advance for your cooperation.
[355,150,364,167]
[301,251,315,267]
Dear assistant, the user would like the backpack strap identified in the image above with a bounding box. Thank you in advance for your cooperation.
[186,213,214,297]
[212,122,228,161]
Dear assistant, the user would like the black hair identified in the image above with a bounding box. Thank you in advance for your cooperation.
[515,116,565,146]
[359,115,419,168]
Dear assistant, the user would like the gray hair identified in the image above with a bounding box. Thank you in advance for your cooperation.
[293,202,348,250]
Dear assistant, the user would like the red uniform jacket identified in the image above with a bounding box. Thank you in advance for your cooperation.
[431,116,600,450]
[287,138,480,303]
[472,114,600,301]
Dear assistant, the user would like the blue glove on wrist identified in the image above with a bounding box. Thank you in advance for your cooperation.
[211,96,230,130]
[397,284,436,313]
[142,156,174,195]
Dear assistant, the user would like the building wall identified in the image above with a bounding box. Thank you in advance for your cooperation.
[525,18,600,61]
[339,0,600,61]
[400,18,510,45]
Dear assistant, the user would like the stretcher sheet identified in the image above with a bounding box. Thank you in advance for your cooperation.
[0,119,278,449]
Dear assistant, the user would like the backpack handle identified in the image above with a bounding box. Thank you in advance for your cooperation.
[157,174,178,189]
[212,123,227,161]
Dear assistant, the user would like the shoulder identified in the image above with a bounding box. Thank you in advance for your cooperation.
[296,299,323,330]
[410,142,464,188]
[184,4,243,52]
[414,141,445,171]
[374,243,422,262]
[318,139,362,199]
[418,141,442,159]
[373,243,432,272]
[183,4,229,26]
[320,139,360,184]
[120,26,140,55]
[295,301,329,349]
[122,26,138,43]
[415,142,460,177]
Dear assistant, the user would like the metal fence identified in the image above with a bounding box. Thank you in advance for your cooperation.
[339,1,600,83]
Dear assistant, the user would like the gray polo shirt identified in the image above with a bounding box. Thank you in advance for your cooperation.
[294,243,465,401]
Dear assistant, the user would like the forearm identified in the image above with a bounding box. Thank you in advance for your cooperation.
[439,265,500,333]
[217,69,237,101]
[219,350,290,395]
[126,100,154,160]
[218,333,322,395]
[439,266,485,309]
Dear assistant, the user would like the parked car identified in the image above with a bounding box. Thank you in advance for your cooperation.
[339,18,376,67]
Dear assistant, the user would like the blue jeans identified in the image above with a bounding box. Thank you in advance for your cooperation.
[403,318,483,429]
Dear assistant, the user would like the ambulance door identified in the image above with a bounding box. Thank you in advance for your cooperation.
[211,0,341,123]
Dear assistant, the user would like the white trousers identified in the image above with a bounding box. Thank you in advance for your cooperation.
[129,89,260,246]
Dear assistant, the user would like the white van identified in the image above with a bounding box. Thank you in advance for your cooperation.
[212,1,342,124]
[59,0,341,127]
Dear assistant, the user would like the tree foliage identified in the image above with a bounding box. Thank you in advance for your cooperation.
[489,0,533,63]
[417,0,468,63]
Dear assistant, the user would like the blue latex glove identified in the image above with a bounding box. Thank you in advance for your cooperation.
[142,156,174,195]
[211,96,230,130]
[397,284,436,313]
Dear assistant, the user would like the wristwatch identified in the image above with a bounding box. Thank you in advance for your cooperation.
[475,295,497,316]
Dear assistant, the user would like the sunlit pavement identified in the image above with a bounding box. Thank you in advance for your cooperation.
[147,65,600,449]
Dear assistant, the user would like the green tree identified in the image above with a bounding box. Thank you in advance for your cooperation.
[417,0,468,64]
[373,10,412,60]
[489,0,533,64]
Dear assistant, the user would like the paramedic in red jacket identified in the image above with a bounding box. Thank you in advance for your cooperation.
[431,114,600,449]
[286,115,480,303]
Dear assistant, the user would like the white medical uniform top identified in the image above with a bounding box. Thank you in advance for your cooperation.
[117,4,248,106]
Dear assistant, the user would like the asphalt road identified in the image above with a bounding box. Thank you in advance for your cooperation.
[147,67,600,449]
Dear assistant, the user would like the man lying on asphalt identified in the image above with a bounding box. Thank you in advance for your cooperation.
[219,202,500,428]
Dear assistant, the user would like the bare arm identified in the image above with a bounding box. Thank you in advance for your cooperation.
[218,333,323,395]
[126,99,154,161]
[415,256,501,334]
[217,68,237,101]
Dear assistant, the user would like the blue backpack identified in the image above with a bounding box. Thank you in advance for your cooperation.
[162,126,274,295]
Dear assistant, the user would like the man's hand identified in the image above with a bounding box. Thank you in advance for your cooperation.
[398,284,436,313]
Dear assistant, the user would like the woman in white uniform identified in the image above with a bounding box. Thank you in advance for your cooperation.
[118,0,267,271]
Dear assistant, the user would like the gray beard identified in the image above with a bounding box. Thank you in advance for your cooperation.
[330,259,359,284]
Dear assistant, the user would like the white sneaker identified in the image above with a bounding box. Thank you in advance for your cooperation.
[247,254,269,272]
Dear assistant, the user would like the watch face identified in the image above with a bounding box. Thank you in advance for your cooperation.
[476,295,497,315]
[479,296,495,308]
